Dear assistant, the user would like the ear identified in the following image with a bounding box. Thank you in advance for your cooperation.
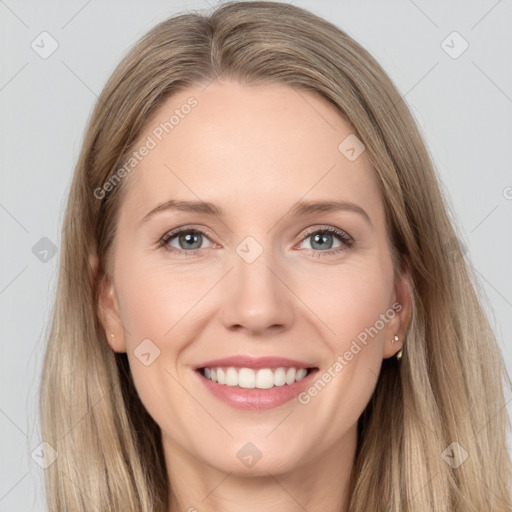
[382,265,412,359]
[97,270,127,354]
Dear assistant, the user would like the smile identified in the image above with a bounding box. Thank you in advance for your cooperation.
[199,366,312,389]
[195,365,319,411]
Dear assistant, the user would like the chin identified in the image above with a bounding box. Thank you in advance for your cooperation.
[200,440,305,477]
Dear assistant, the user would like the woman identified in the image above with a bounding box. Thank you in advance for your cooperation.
[40,1,511,510]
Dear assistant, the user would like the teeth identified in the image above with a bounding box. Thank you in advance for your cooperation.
[201,366,310,389]
[225,367,238,386]
[286,367,296,384]
[238,367,255,389]
[274,367,286,386]
[256,369,274,389]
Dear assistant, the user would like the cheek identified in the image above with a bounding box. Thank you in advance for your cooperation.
[112,250,228,412]
[112,254,207,441]
[294,266,394,444]
[301,255,395,351]
[114,250,215,343]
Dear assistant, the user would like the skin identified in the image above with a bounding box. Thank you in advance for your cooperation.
[98,79,411,512]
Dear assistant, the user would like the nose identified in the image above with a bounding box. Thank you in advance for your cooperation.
[219,245,295,336]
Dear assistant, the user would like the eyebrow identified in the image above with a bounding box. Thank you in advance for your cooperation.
[140,199,372,227]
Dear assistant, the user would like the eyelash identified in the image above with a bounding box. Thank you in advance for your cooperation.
[159,225,355,259]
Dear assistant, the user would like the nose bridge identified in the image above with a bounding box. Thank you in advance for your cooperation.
[219,234,295,333]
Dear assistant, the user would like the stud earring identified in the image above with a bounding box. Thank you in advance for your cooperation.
[392,335,403,360]
[110,333,115,338]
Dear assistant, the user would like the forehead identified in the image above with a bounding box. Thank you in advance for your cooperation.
[119,79,383,225]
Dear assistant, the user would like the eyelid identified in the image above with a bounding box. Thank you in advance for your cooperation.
[161,224,217,243]
[159,224,354,257]
[297,224,354,244]
[159,224,219,251]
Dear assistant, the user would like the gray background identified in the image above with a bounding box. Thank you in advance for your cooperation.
[1,0,511,509]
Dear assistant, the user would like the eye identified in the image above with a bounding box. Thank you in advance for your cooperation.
[160,227,214,256]
[296,226,354,258]
[159,225,354,258]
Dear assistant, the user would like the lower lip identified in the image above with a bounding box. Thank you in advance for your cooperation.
[194,369,318,411]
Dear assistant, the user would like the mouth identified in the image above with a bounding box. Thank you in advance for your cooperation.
[194,364,320,410]
[193,355,320,410]
[196,366,318,389]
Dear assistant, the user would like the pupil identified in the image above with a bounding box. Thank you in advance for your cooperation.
[312,232,333,250]
[177,231,334,251]
[180,232,201,250]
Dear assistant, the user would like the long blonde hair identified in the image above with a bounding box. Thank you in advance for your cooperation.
[40,1,511,510]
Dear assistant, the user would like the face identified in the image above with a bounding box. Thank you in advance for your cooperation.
[98,79,410,478]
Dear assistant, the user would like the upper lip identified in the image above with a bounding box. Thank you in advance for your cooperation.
[195,355,317,370]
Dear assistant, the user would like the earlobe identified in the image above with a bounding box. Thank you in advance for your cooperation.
[395,268,412,339]
[108,332,124,353]
[97,274,127,353]
[383,267,413,359]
